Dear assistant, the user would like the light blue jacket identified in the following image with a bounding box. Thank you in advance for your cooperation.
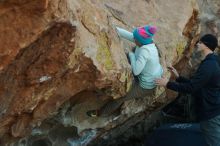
[129,44,163,89]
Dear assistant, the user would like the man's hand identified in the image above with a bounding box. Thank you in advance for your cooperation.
[155,77,169,87]
[167,66,179,78]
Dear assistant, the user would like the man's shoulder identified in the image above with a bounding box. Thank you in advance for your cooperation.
[200,57,219,72]
[202,59,216,66]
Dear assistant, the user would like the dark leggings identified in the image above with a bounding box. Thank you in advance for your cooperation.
[98,81,155,117]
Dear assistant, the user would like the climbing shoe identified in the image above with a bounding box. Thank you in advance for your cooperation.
[86,110,98,117]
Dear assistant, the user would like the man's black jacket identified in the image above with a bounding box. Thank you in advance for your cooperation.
[167,53,220,121]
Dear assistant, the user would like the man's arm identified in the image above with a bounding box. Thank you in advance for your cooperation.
[176,76,190,83]
[166,61,213,93]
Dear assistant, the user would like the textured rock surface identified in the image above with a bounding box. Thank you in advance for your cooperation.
[0,0,219,145]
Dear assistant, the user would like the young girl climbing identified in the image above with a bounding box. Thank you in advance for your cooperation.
[87,25,163,117]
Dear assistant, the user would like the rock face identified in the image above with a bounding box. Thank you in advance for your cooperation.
[0,0,219,145]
